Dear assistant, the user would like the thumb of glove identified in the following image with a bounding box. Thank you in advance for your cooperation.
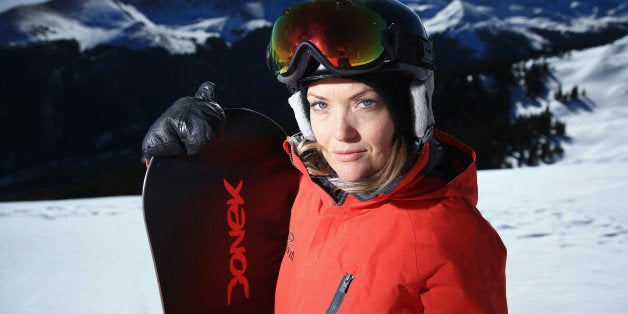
[194,81,216,102]
[142,81,225,159]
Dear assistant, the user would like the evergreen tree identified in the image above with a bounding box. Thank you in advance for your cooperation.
[0,34,570,200]
[554,84,563,101]
[571,85,579,100]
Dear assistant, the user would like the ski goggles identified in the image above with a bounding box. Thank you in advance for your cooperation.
[267,0,434,83]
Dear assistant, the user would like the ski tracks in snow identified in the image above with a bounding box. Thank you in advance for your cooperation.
[0,196,162,314]
[1,161,627,313]
[478,161,628,313]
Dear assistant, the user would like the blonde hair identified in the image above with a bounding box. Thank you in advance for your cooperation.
[295,134,409,194]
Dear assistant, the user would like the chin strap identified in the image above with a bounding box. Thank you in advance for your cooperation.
[288,74,435,143]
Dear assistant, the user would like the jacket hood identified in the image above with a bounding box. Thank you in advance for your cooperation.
[283,129,478,208]
[391,129,478,205]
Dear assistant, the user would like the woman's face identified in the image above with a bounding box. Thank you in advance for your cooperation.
[307,78,396,182]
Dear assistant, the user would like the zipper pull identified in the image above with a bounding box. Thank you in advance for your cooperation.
[338,273,354,293]
[326,273,355,314]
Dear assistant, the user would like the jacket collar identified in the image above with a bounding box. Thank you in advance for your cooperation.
[283,129,478,208]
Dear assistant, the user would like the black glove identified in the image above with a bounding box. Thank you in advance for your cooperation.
[142,81,225,159]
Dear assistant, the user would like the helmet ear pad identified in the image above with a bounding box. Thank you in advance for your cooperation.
[288,91,316,141]
[411,74,435,143]
[288,73,435,144]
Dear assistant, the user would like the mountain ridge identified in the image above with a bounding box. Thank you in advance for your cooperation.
[1,0,626,56]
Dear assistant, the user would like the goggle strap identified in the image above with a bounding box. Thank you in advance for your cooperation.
[382,24,434,71]
[381,24,400,61]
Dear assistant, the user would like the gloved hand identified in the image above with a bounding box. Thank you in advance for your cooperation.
[142,81,225,159]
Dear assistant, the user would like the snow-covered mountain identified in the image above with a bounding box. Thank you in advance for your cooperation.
[540,35,628,164]
[1,0,626,55]
[423,0,627,58]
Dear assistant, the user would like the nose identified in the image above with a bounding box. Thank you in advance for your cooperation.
[331,110,359,142]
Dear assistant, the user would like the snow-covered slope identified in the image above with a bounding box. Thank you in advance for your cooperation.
[0,196,162,313]
[424,0,627,34]
[549,35,628,164]
[1,0,626,54]
[514,35,628,164]
[0,0,225,53]
[0,0,47,13]
[1,162,626,313]
[422,0,627,57]
[0,0,301,53]
[477,160,628,313]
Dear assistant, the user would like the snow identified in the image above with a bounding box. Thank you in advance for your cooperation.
[1,0,224,53]
[2,0,626,55]
[0,0,48,13]
[2,163,627,313]
[514,35,628,164]
[13,5,123,50]
[243,2,266,19]
[421,0,627,56]
[550,36,628,164]
[424,0,468,33]
[1,28,627,314]
[478,161,628,313]
[0,197,162,313]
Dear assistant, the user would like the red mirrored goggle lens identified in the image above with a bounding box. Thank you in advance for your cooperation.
[269,0,387,75]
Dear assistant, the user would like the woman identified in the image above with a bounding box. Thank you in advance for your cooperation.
[143,0,507,313]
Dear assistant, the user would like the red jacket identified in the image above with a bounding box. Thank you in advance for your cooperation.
[275,130,507,313]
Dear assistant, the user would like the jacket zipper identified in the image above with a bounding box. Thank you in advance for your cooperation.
[325,273,354,314]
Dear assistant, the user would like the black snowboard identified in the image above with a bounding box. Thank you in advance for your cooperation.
[142,108,299,313]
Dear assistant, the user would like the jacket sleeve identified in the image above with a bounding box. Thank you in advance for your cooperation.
[414,198,507,313]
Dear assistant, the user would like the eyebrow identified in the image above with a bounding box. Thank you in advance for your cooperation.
[307,88,376,101]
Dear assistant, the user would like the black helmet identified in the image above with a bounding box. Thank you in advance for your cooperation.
[267,0,434,92]
[271,0,436,144]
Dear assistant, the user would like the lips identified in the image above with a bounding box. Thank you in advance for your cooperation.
[332,150,367,162]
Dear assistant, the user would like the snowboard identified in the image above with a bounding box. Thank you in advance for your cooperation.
[142,108,299,313]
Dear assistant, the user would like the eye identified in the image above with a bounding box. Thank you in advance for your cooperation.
[357,99,378,108]
[309,101,328,111]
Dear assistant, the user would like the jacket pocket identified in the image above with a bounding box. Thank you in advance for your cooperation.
[326,273,354,314]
